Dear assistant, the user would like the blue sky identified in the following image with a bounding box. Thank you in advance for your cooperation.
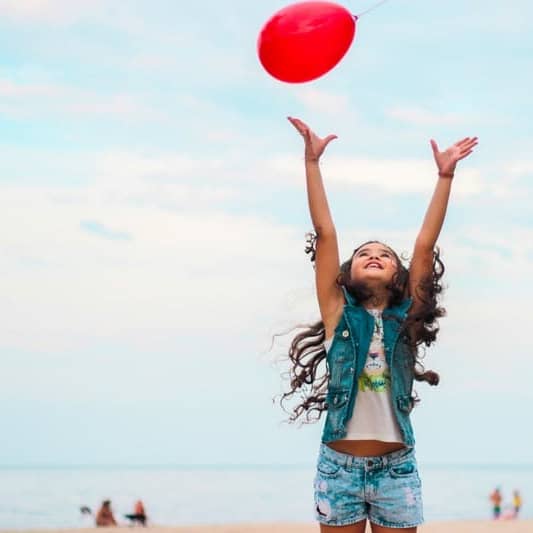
[1,0,533,467]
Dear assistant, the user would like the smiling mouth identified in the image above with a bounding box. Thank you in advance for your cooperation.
[365,262,383,270]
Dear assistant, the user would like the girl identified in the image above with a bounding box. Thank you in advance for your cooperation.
[284,117,478,532]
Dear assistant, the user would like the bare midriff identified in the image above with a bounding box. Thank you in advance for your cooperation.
[327,439,405,457]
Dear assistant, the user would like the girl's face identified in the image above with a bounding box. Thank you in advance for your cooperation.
[350,242,398,285]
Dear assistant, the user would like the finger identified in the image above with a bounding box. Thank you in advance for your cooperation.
[458,140,477,150]
[459,147,477,158]
[287,116,303,125]
[459,140,478,154]
[455,137,470,147]
[324,134,338,146]
[287,116,307,134]
[457,149,474,161]
[457,137,478,148]
[300,126,312,139]
[287,116,300,131]
[430,139,439,156]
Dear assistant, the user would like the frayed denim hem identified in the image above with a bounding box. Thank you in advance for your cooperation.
[370,517,424,529]
[317,516,367,527]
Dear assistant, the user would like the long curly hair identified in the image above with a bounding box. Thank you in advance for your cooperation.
[280,234,445,424]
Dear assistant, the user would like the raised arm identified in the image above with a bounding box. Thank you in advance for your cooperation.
[409,136,478,311]
[288,117,344,336]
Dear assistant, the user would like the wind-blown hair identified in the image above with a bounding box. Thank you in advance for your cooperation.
[280,234,445,424]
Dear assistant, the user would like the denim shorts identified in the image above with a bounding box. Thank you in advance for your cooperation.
[314,443,424,528]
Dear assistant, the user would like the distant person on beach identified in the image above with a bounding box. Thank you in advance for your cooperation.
[513,490,523,518]
[490,488,503,519]
[281,117,477,532]
[79,505,93,526]
[125,499,147,526]
[95,500,117,527]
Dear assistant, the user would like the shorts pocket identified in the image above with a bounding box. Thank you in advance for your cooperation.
[389,461,417,479]
[317,457,341,477]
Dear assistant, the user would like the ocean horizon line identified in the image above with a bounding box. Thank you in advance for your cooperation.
[1,462,532,470]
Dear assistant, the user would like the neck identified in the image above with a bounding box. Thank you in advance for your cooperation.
[363,287,390,311]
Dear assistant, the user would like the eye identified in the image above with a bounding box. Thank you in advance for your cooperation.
[381,252,391,258]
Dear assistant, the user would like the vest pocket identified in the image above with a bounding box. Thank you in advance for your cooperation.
[327,388,349,410]
[396,395,415,414]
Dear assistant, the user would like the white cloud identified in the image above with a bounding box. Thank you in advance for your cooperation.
[0,77,159,120]
[0,78,58,97]
[454,1,532,34]
[506,160,533,177]
[0,0,105,24]
[96,152,226,183]
[0,177,305,352]
[387,106,467,126]
[265,154,484,197]
[293,87,351,116]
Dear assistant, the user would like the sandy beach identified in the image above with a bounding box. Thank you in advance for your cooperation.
[5,521,533,533]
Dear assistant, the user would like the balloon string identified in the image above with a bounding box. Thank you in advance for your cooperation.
[355,0,391,18]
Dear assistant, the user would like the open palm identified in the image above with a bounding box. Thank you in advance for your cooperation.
[288,116,337,162]
[431,136,478,176]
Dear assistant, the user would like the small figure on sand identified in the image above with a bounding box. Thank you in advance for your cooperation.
[95,499,117,527]
[125,499,148,526]
[489,487,502,519]
[79,505,93,525]
[513,490,523,518]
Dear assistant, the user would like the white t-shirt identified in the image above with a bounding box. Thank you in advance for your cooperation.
[324,309,403,443]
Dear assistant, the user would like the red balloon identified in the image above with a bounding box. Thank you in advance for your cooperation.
[258,1,357,83]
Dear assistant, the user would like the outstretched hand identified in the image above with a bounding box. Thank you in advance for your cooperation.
[288,116,337,162]
[430,136,478,177]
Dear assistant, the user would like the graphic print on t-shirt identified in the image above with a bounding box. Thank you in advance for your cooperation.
[358,310,391,393]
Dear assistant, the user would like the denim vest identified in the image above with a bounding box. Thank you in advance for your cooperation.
[321,288,416,446]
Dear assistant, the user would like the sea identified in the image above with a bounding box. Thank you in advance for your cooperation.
[0,464,531,529]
